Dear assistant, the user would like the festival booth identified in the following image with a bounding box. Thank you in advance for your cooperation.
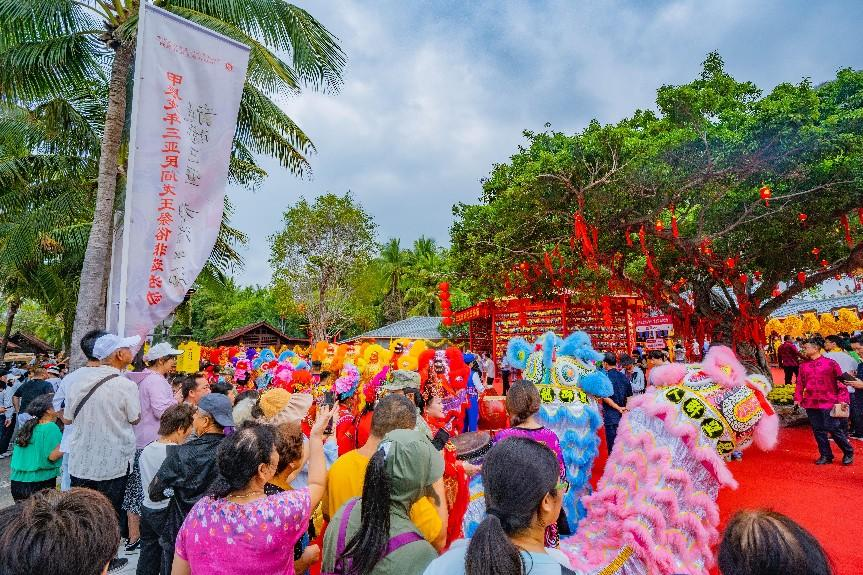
[454,295,644,364]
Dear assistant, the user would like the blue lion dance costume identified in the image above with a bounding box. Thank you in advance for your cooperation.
[463,330,612,536]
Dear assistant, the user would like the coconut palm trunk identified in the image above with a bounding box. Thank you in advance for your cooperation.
[69,43,134,368]
[0,297,21,364]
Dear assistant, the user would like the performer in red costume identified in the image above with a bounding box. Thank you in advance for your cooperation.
[417,347,470,436]
[422,384,479,547]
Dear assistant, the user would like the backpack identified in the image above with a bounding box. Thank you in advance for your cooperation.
[323,498,423,575]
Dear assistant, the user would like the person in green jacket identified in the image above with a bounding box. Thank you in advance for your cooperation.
[10,393,62,502]
[322,428,444,575]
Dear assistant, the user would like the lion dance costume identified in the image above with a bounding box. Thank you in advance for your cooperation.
[559,345,779,575]
[464,330,613,539]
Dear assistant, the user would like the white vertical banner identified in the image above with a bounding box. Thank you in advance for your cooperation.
[112,3,250,339]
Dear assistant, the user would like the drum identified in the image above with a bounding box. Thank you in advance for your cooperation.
[479,395,508,430]
[451,431,491,462]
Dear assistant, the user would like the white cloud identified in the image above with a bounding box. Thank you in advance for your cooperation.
[228,0,863,285]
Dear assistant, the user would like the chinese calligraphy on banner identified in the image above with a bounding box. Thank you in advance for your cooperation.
[108,4,250,340]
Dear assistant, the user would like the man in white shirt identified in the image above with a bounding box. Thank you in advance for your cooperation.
[54,329,107,489]
[484,354,496,389]
[63,333,142,538]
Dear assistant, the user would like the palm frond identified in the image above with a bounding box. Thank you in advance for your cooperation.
[162,0,345,91]
[0,34,107,102]
[0,0,97,47]
[236,83,313,175]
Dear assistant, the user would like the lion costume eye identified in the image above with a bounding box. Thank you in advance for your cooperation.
[553,357,582,387]
[524,353,544,384]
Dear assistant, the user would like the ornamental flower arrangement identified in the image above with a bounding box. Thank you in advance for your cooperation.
[767,384,796,406]
[333,363,360,401]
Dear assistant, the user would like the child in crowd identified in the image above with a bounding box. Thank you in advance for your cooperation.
[136,403,196,575]
[9,393,62,502]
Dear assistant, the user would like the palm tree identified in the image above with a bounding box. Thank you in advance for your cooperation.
[379,238,408,320]
[0,0,345,366]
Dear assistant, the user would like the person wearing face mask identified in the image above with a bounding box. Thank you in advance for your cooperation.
[170,406,334,575]
[424,437,572,575]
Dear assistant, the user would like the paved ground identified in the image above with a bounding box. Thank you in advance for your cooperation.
[0,455,139,573]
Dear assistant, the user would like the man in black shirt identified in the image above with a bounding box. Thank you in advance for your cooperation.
[12,367,53,415]
[601,353,633,455]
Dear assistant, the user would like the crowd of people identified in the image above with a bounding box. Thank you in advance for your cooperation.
[0,329,846,575]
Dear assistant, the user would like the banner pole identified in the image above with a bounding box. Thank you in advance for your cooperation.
[117,3,150,337]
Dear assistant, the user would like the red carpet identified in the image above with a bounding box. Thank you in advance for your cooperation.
[712,426,862,575]
[588,424,861,574]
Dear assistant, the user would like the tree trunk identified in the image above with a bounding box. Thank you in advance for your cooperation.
[69,43,135,368]
[0,298,21,364]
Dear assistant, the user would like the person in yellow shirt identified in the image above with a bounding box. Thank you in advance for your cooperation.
[324,394,448,551]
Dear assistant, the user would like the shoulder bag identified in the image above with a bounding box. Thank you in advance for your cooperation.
[73,374,119,418]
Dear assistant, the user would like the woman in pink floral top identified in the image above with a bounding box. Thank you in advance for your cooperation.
[795,338,854,466]
[172,405,335,575]
[492,380,567,546]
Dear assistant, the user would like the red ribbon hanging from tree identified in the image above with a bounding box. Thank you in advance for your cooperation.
[625,226,633,247]
[840,214,853,247]
[858,207,863,225]
[671,205,679,238]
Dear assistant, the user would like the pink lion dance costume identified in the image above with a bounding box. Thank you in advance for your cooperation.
[559,345,779,575]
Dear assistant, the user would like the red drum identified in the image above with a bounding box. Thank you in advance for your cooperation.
[479,394,508,431]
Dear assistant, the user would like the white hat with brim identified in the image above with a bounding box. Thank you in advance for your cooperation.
[93,334,142,361]
[144,342,183,362]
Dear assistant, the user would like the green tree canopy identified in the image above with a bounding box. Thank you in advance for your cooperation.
[270,192,377,341]
[452,53,863,365]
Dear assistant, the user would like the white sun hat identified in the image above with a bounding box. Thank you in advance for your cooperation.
[144,342,184,362]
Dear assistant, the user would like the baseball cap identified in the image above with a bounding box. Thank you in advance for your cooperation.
[384,370,421,391]
[46,366,61,375]
[198,393,235,428]
[144,342,183,362]
[92,334,142,361]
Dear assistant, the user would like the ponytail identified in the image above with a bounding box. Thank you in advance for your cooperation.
[465,513,525,575]
[16,393,54,448]
[336,449,392,575]
[465,437,559,575]
[15,418,40,449]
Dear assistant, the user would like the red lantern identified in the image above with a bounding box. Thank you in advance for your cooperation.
[738,273,748,284]
[820,259,829,268]
[798,213,808,223]
[438,282,449,291]
[797,271,807,284]
[655,220,664,232]
[772,286,781,298]
[754,270,762,280]
[759,185,772,207]
[725,257,736,269]
[834,274,843,281]
[442,317,453,326]
[519,262,529,271]
[811,247,821,257]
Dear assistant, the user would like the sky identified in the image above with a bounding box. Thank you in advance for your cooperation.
[227,0,863,286]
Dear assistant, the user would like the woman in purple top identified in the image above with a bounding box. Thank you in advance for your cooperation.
[121,342,183,551]
[493,380,567,546]
[795,337,854,466]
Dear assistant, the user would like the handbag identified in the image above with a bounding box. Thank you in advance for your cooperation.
[830,402,850,418]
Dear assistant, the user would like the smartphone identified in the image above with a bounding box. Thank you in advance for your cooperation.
[322,391,335,435]
[838,373,857,382]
